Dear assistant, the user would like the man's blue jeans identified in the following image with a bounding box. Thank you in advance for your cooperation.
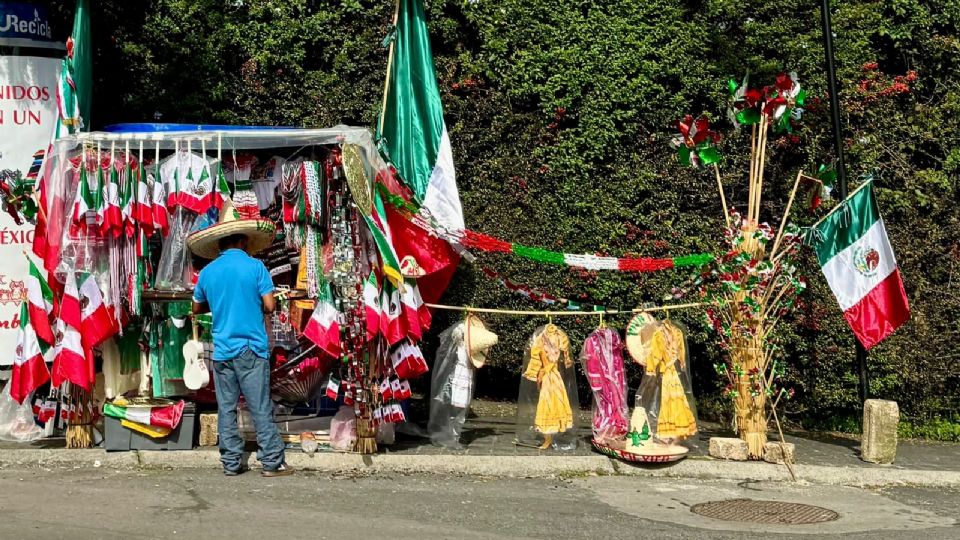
[213,348,285,472]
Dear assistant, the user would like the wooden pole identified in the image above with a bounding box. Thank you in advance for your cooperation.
[748,124,758,223]
[377,0,402,138]
[769,169,805,257]
[754,115,769,223]
[713,164,731,229]
[809,178,872,229]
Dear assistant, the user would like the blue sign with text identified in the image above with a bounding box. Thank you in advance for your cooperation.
[0,2,53,42]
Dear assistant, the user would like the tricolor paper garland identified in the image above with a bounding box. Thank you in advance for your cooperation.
[378,186,715,273]
[459,229,713,271]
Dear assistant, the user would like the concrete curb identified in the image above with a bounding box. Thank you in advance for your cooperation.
[1,448,958,487]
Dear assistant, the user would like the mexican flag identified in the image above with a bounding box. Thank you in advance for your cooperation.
[134,161,154,236]
[103,400,185,430]
[70,165,94,236]
[303,282,341,358]
[26,258,55,346]
[102,161,123,237]
[120,157,135,237]
[813,182,910,350]
[380,281,406,346]
[151,162,169,236]
[78,272,117,348]
[400,279,422,341]
[10,300,51,404]
[51,273,92,390]
[362,271,382,341]
[378,0,464,303]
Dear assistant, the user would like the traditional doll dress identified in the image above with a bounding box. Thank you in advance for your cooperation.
[523,325,574,434]
[580,328,628,444]
[645,321,697,440]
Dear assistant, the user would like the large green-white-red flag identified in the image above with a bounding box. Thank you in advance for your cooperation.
[812,182,909,349]
[36,0,92,273]
[378,0,464,303]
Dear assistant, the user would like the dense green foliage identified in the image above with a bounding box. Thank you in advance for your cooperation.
[48,0,960,434]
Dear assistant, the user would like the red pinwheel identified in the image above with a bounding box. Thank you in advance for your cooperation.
[673,115,722,167]
[764,72,806,132]
[728,73,764,127]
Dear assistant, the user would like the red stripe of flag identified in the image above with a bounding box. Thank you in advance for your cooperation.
[843,269,910,350]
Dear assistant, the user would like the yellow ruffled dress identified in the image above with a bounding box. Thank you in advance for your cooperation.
[523,325,575,434]
[645,322,697,439]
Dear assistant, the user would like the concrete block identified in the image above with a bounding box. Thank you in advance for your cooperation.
[763,442,796,464]
[199,413,218,447]
[862,399,899,464]
[708,437,749,461]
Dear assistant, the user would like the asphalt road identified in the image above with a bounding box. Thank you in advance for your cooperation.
[0,468,957,539]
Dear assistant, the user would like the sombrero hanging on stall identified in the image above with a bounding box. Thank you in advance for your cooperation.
[624,312,658,366]
[463,314,498,369]
[187,199,276,260]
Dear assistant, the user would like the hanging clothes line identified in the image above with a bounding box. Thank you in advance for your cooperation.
[424,302,705,317]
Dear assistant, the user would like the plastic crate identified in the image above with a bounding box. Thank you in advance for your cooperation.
[104,403,198,452]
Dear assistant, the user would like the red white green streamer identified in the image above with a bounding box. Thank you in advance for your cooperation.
[378,185,714,273]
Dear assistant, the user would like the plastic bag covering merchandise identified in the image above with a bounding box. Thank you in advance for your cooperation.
[579,327,629,445]
[0,383,43,442]
[515,324,580,451]
[330,405,357,451]
[634,318,698,443]
[427,318,497,449]
[155,206,198,290]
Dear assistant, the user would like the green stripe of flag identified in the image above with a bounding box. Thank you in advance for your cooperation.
[378,0,443,201]
[814,182,880,264]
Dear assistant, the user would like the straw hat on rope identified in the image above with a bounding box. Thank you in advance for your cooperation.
[463,314,498,369]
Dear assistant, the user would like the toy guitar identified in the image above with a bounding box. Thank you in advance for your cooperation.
[182,318,210,390]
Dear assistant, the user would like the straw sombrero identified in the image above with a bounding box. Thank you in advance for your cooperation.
[625,312,658,366]
[187,199,276,260]
[464,314,498,369]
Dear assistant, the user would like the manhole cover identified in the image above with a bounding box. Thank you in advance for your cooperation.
[690,499,840,525]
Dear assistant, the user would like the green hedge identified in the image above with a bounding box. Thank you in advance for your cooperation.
[52,0,960,434]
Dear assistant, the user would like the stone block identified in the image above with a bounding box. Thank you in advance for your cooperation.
[862,399,899,464]
[199,413,218,447]
[763,442,796,464]
[709,437,749,461]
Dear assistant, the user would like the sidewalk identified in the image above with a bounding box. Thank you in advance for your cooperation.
[2,409,959,488]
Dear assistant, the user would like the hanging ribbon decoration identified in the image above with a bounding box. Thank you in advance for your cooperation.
[479,266,612,311]
[378,184,715,273]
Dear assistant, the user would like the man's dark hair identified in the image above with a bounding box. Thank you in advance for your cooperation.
[218,233,248,252]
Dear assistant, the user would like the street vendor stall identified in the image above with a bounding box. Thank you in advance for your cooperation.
[27,124,433,453]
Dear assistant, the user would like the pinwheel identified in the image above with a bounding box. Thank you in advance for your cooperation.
[728,73,764,127]
[673,115,722,167]
[673,114,730,226]
[764,72,806,133]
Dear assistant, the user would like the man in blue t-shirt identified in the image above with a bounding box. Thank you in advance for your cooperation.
[193,233,293,477]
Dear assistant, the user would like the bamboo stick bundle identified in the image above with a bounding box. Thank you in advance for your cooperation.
[66,385,94,449]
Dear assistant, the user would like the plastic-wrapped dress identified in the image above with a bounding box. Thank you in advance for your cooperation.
[634,318,698,442]
[579,327,629,445]
[428,316,497,449]
[515,324,580,450]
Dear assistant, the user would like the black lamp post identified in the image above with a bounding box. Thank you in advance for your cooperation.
[819,0,870,403]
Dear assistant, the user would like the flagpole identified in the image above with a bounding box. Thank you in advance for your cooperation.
[808,177,871,230]
[821,0,869,404]
[377,0,402,138]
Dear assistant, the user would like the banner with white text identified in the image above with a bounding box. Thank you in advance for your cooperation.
[0,54,59,366]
